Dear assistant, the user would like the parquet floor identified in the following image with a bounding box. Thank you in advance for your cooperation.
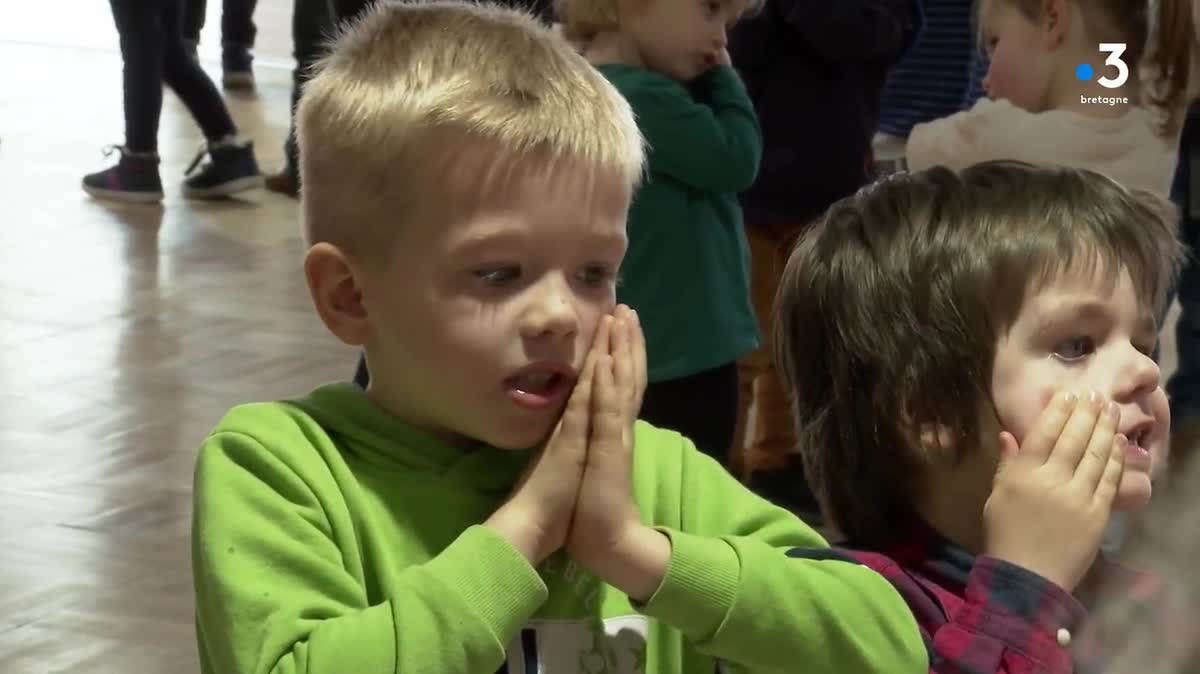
[0,2,1184,673]
[0,2,356,672]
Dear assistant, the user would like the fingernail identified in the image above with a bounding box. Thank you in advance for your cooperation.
[1116,434,1129,449]
[1063,391,1078,405]
[1106,401,1120,421]
[631,309,639,325]
[1088,390,1103,408]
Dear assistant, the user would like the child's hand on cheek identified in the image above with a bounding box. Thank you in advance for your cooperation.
[567,305,669,602]
[484,317,613,567]
[983,391,1126,592]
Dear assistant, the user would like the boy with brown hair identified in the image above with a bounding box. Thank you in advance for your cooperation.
[190,2,927,673]
[774,160,1185,672]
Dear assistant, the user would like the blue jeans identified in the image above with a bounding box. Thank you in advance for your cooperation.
[1166,105,1200,442]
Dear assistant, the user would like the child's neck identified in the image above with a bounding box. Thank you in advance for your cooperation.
[912,449,996,555]
[582,30,644,69]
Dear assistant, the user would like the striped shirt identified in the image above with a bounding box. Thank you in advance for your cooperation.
[877,0,989,137]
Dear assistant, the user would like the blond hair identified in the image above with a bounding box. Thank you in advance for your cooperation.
[297,0,644,261]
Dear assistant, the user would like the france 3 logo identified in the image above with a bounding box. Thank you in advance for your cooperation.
[1075,43,1129,90]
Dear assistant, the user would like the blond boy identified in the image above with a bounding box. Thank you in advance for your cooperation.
[191,3,926,673]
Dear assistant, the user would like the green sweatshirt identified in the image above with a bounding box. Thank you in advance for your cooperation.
[193,383,925,674]
[599,63,762,383]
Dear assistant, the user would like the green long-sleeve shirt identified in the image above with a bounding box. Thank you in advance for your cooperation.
[598,63,762,382]
[192,383,925,673]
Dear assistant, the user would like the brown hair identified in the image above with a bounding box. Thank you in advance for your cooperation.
[297,0,644,263]
[1002,0,1195,135]
[773,161,1184,546]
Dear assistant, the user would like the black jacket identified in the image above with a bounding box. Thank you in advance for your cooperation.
[730,0,921,233]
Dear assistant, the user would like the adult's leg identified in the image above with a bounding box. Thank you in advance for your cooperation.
[160,0,237,141]
[329,0,376,23]
[221,0,258,49]
[284,0,335,175]
[182,0,207,46]
[639,363,740,465]
[110,0,168,153]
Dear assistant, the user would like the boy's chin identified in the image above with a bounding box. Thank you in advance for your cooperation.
[484,421,557,451]
[1114,472,1153,511]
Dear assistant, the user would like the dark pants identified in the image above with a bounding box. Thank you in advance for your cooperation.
[283,0,336,175]
[182,0,258,48]
[1166,105,1200,447]
[640,363,740,465]
[329,0,553,23]
[109,0,237,152]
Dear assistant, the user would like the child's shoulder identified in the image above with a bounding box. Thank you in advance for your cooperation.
[594,62,686,97]
[201,384,360,464]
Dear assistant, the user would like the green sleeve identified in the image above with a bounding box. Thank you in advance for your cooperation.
[193,430,547,674]
[627,64,761,192]
[639,439,926,673]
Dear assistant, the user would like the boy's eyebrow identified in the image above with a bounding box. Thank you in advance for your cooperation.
[1036,298,1157,335]
[449,229,627,255]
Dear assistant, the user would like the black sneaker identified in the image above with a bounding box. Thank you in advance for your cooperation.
[222,46,254,89]
[182,141,264,199]
[82,146,164,203]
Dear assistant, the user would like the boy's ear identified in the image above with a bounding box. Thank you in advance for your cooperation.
[1040,0,1070,49]
[304,242,372,347]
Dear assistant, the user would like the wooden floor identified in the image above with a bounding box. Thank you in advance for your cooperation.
[0,2,356,672]
[0,3,1185,674]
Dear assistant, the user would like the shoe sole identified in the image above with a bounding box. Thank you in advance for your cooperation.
[183,174,265,200]
[83,184,164,203]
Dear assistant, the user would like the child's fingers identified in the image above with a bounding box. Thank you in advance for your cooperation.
[1094,434,1127,505]
[612,308,634,401]
[589,354,625,459]
[558,341,599,443]
[1046,392,1107,475]
[1072,401,1121,490]
[1014,391,1078,464]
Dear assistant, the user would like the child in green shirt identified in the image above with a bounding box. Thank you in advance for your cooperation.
[191,3,926,672]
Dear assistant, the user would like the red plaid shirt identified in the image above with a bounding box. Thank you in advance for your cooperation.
[791,519,1170,673]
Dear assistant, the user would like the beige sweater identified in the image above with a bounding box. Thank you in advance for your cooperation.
[906,98,1179,196]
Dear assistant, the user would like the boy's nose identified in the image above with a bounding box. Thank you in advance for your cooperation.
[520,289,578,341]
[1110,349,1161,402]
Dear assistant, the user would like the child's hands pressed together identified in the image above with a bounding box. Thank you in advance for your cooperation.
[983,391,1127,592]
[566,305,668,601]
[484,316,614,566]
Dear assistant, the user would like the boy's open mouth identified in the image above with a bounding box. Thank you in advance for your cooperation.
[503,362,576,409]
[506,371,564,395]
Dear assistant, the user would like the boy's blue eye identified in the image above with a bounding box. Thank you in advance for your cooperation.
[474,266,520,285]
[1054,336,1095,361]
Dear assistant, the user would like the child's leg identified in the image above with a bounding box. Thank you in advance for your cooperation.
[639,363,739,465]
[159,0,238,142]
[109,0,169,153]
